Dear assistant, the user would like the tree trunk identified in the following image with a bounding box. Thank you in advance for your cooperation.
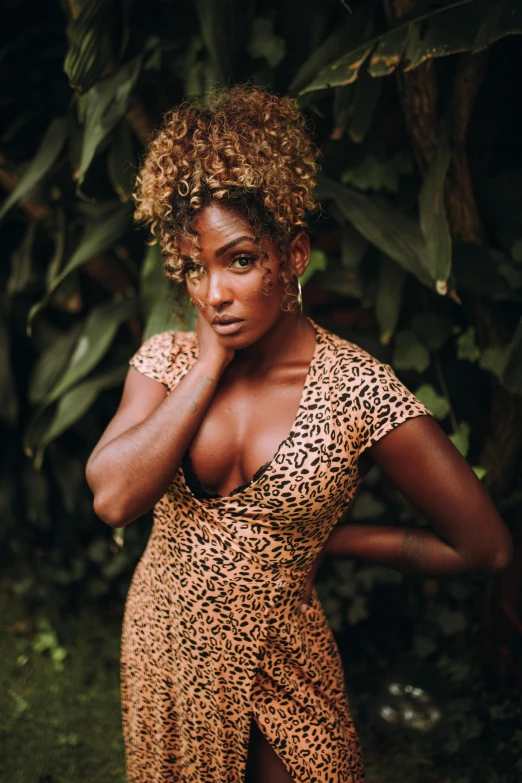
[382,0,522,494]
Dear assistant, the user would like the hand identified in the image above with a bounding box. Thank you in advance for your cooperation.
[196,313,236,370]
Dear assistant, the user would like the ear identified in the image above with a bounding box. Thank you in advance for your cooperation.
[287,231,311,278]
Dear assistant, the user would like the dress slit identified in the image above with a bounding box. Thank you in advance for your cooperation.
[244,714,295,783]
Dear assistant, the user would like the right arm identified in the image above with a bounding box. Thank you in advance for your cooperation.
[86,320,232,527]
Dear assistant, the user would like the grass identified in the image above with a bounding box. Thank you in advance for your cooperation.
[1,585,520,783]
[0,588,126,783]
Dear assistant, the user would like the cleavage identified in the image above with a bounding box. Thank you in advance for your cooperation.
[186,368,308,497]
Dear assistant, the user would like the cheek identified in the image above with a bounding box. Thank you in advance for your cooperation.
[252,259,283,296]
[243,270,281,310]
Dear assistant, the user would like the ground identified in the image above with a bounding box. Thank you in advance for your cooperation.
[1,586,519,783]
[0,589,125,783]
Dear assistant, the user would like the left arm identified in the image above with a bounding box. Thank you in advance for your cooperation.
[326,415,513,576]
[302,415,513,603]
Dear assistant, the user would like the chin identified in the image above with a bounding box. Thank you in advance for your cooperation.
[225,332,257,350]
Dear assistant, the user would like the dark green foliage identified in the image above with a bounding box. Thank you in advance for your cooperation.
[1,0,522,773]
[0,590,125,782]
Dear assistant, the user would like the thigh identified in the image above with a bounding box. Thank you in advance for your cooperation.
[245,717,294,783]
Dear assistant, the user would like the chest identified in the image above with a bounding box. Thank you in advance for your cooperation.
[188,365,309,496]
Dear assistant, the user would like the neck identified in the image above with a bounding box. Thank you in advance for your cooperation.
[234,312,312,371]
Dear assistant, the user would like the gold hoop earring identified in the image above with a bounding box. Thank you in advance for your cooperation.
[297,278,303,314]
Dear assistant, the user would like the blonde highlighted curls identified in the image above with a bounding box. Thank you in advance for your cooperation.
[133,85,321,310]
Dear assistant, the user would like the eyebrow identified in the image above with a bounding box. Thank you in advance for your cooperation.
[216,235,257,257]
[180,235,258,264]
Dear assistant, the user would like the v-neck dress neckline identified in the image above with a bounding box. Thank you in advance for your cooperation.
[180,317,322,503]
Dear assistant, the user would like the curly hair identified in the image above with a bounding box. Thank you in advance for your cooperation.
[133,85,321,310]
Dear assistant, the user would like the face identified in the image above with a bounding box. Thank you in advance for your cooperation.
[180,203,310,348]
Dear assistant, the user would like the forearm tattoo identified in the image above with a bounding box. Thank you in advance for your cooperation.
[177,375,214,414]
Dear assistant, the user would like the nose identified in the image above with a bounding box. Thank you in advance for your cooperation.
[206,271,232,309]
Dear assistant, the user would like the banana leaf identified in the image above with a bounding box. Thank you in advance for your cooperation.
[299,0,522,94]
[347,67,382,143]
[26,363,128,468]
[419,120,452,293]
[316,174,435,289]
[107,119,137,203]
[42,295,137,404]
[28,323,83,405]
[290,13,371,93]
[64,0,114,94]
[141,243,194,341]
[8,221,38,295]
[28,203,133,324]
[76,55,142,186]
[194,0,250,84]
[0,117,67,220]
[375,255,406,345]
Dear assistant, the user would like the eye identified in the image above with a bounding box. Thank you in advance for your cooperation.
[230,254,256,270]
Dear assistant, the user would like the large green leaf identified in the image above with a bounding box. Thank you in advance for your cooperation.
[419,121,452,294]
[375,255,406,345]
[311,225,364,299]
[63,0,114,94]
[76,55,142,185]
[107,120,136,203]
[28,203,133,323]
[341,151,414,194]
[140,244,195,341]
[456,326,481,362]
[414,383,451,421]
[316,174,434,288]
[347,67,382,144]
[45,206,67,291]
[299,249,328,287]
[479,344,510,380]
[28,363,128,467]
[299,0,522,94]
[8,221,37,295]
[449,421,471,458]
[248,18,286,69]
[194,0,249,84]
[332,85,355,136]
[140,243,175,340]
[290,15,370,94]
[368,25,409,77]
[393,330,431,373]
[340,225,368,274]
[43,295,137,405]
[28,322,83,405]
[0,117,67,220]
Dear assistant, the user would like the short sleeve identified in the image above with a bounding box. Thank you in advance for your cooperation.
[357,362,431,455]
[128,331,178,388]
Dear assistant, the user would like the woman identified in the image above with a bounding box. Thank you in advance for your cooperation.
[86,86,513,783]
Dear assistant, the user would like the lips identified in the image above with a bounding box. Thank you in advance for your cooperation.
[212,317,244,335]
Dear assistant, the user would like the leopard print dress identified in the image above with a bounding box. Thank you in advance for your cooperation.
[121,318,430,783]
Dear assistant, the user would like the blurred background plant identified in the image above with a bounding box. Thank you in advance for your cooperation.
[1,0,522,780]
